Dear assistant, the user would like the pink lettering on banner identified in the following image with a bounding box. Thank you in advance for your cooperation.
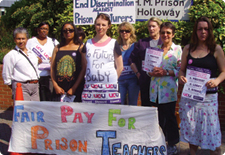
[91,84,98,88]
[83,112,95,123]
[61,106,73,123]
[109,93,119,98]
[106,84,114,88]
[82,94,92,98]
[94,94,101,98]
[73,113,83,123]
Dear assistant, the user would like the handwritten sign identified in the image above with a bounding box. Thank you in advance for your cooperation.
[182,66,211,101]
[143,47,163,72]
[9,101,167,154]
[73,0,136,25]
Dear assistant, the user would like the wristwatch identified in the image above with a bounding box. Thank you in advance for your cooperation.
[166,70,169,76]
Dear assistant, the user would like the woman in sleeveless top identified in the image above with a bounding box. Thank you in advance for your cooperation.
[117,21,139,105]
[51,22,86,102]
[82,13,123,104]
[179,16,225,155]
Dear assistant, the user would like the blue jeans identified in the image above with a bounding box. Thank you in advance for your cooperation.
[118,77,140,105]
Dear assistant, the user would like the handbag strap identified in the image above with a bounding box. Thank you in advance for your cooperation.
[14,48,39,80]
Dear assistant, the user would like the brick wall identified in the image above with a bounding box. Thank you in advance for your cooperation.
[0,65,13,110]
[0,64,224,130]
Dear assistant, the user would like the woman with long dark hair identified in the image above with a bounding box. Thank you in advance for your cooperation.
[179,16,225,155]
[51,22,86,102]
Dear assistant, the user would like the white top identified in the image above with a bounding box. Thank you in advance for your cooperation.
[26,36,59,76]
[85,38,118,84]
[2,46,39,85]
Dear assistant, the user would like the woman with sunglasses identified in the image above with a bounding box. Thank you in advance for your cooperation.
[26,22,59,101]
[82,13,123,104]
[129,17,162,107]
[179,17,225,155]
[148,22,181,155]
[117,22,139,105]
[51,22,86,102]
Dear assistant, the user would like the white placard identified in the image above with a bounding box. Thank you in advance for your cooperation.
[74,0,136,25]
[182,66,211,101]
[143,47,163,72]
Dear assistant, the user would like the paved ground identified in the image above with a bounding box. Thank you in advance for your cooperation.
[0,109,224,155]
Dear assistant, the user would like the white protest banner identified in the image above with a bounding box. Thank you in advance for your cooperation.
[136,0,192,20]
[9,101,167,155]
[73,0,136,25]
[143,47,163,72]
[182,66,211,101]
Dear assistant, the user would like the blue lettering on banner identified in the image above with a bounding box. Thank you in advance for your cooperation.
[96,130,166,155]
[13,105,45,123]
[74,0,88,8]
[91,0,135,7]
[74,13,93,24]
[96,130,116,155]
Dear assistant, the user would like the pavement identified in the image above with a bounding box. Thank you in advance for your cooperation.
[0,109,225,155]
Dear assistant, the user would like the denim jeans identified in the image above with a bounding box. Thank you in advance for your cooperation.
[118,77,140,105]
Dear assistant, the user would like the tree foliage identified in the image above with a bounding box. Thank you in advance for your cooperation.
[1,0,72,37]
[1,0,225,50]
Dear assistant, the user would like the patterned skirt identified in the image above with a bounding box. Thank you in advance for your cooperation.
[179,93,221,151]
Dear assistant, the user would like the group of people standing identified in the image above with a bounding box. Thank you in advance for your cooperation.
[2,14,225,155]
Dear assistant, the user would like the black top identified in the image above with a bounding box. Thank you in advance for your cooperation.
[54,48,82,92]
[187,52,218,78]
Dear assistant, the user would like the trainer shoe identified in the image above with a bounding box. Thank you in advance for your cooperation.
[167,145,178,155]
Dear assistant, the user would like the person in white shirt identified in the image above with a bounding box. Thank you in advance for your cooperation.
[2,27,39,101]
[26,22,59,101]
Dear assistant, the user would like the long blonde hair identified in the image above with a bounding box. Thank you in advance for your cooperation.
[117,21,136,45]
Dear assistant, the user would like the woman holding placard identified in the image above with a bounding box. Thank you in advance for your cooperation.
[128,17,162,107]
[148,22,181,155]
[82,13,123,104]
[117,22,139,105]
[179,16,225,155]
[51,22,86,102]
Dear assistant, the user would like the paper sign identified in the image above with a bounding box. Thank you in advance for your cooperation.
[143,47,163,72]
[182,66,211,101]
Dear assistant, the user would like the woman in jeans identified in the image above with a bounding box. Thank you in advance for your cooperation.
[117,22,139,105]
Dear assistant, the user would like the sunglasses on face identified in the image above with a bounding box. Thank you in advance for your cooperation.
[63,29,75,33]
[160,31,172,35]
[120,30,131,33]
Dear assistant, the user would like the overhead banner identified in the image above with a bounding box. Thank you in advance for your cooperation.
[9,101,167,155]
[73,0,136,25]
[136,0,192,20]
